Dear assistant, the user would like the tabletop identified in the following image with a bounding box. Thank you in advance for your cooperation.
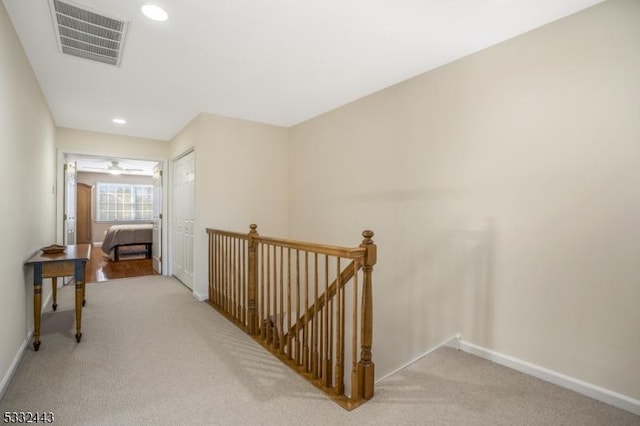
[25,244,92,265]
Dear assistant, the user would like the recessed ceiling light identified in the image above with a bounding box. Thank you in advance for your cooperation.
[142,5,168,21]
[112,118,126,124]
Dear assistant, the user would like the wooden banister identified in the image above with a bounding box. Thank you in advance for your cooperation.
[206,225,377,410]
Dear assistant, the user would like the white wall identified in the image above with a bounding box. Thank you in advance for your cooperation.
[289,0,640,400]
[0,2,56,392]
[169,113,289,300]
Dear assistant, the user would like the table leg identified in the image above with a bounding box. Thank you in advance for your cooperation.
[33,264,43,351]
[82,261,87,307]
[51,277,58,311]
[74,261,84,343]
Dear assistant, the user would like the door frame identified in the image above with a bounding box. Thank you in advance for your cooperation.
[56,149,170,275]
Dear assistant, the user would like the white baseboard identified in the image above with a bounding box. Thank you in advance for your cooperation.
[0,291,53,399]
[0,332,32,401]
[193,291,208,302]
[458,340,640,416]
[92,242,102,248]
[376,335,460,383]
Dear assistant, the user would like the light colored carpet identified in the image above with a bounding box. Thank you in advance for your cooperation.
[1,276,638,425]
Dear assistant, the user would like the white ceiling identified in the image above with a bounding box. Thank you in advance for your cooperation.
[4,0,604,141]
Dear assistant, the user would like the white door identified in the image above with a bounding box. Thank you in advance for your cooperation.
[152,163,163,274]
[64,161,77,245]
[172,151,194,289]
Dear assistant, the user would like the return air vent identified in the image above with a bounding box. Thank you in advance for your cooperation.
[49,0,128,66]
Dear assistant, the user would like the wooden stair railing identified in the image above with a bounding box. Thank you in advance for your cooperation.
[207,224,377,410]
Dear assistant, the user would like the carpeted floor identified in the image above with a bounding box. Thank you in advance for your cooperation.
[1,276,638,425]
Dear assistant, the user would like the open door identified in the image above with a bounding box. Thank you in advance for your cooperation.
[64,161,77,245]
[152,163,163,274]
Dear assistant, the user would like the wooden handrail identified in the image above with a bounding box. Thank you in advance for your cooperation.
[207,224,377,410]
[255,235,367,258]
[206,228,250,239]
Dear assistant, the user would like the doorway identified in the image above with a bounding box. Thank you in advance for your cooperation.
[60,153,167,281]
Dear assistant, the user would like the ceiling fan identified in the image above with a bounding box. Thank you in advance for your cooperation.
[84,160,144,175]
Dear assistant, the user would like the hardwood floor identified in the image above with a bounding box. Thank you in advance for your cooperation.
[86,245,158,283]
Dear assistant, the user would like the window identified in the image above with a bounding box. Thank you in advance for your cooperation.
[96,183,153,222]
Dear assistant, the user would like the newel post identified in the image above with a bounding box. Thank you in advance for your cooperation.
[358,230,376,400]
[247,224,259,335]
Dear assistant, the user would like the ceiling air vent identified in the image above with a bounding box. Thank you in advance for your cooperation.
[49,0,128,66]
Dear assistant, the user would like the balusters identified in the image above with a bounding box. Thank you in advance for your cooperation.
[335,258,344,395]
[209,233,213,304]
[225,235,230,313]
[270,245,277,348]
[294,250,300,365]
[259,243,264,338]
[324,255,332,388]
[286,248,292,359]
[264,244,270,341]
[312,253,319,378]
[206,226,376,409]
[209,233,215,305]
[233,236,237,320]
[279,246,285,355]
[241,238,246,326]
[303,251,309,372]
[219,235,223,309]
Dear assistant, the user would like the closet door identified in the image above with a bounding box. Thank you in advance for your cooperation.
[172,151,194,289]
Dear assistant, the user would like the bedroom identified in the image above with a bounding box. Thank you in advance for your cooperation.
[63,155,162,282]
[63,154,161,282]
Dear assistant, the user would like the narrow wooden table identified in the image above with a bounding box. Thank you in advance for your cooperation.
[24,244,91,351]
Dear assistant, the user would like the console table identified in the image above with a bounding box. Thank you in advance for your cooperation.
[24,244,91,351]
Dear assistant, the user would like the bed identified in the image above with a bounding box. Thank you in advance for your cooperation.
[101,224,153,261]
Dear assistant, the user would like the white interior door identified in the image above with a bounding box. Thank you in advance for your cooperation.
[64,161,77,245]
[172,151,194,289]
[152,163,163,274]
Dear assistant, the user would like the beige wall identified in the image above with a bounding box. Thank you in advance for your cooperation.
[57,127,169,160]
[169,113,289,299]
[0,3,57,391]
[76,172,154,243]
[169,114,201,160]
[289,0,640,400]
